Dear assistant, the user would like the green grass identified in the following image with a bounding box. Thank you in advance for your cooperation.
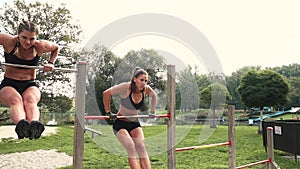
[0,124,299,169]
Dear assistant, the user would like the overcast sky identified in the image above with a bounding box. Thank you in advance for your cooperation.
[1,0,300,75]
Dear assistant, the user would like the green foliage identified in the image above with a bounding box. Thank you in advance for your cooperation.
[271,63,300,78]
[226,66,261,109]
[177,66,199,111]
[200,83,231,127]
[200,83,231,109]
[39,93,73,114]
[286,77,300,107]
[195,74,211,93]
[81,45,122,115]
[237,69,289,108]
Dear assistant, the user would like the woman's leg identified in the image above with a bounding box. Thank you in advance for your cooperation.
[0,86,25,123]
[116,129,141,169]
[0,86,30,139]
[22,86,44,139]
[22,86,41,122]
[130,127,151,169]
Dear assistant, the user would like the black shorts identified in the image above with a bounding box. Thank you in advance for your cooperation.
[113,119,141,135]
[0,77,39,95]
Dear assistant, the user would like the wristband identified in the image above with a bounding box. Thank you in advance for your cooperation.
[48,61,54,64]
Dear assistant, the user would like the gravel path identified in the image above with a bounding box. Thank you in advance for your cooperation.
[0,149,72,169]
[0,125,73,169]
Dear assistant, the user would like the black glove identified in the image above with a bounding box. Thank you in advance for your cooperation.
[148,111,156,118]
[106,112,117,120]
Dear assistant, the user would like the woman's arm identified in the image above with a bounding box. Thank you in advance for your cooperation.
[35,40,59,72]
[103,82,130,112]
[146,85,157,112]
[0,33,15,51]
[35,40,59,63]
[103,88,112,113]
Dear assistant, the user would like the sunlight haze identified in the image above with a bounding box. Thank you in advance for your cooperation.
[1,0,300,75]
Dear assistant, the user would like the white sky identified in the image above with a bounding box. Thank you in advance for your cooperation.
[1,0,300,75]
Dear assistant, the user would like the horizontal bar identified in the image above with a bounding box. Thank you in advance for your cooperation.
[236,159,270,169]
[84,127,103,136]
[176,141,230,152]
[85,114,170,120]
[0,62,77,72]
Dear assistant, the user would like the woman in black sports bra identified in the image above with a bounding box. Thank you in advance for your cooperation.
[0,20,59,140]
[103,67,157,169]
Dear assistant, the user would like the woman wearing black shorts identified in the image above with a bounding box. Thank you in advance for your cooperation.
[103,67,157,169]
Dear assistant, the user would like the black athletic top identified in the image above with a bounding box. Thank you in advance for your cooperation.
[4,43,40,67]
[120,91,145,110]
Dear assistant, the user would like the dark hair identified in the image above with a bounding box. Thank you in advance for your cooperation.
[130,67,148,92]
[14,20,39,56]
[18,20,39,35]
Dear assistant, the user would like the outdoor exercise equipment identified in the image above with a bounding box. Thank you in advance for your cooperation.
[73,65,280,169]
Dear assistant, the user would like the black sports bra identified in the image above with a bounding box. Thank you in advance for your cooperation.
[120,91,145,110]
[4,43,40,68]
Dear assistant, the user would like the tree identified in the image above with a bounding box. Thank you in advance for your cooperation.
[237,69,289,108]
[200,83,231,128]
[271,63,300,78]
[39,93,73,114]
[177,66,199,111]
[237,69,289,133]
[81,45,122,116]
[194,74,211,108]
[0,0,82,115]
[270,64,300,109]
[226,66,261,109]
[286,77,300,108]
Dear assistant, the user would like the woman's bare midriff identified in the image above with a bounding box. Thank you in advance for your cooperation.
[118,106,139,122]
[4,66,36,80]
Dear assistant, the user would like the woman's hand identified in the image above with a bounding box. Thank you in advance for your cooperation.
[43,62,54,72]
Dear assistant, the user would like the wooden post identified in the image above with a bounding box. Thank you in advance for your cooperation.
[267,127,275,169]
[228,105,236,169]
[167,65,176,169]
[73,62,87,169]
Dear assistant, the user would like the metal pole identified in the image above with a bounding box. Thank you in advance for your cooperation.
[85,114,170,120]
[167,65,176,169]
[73,61,87,169]
[0,62,77,72]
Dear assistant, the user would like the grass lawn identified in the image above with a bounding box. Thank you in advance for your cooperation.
[0,124,299,169]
